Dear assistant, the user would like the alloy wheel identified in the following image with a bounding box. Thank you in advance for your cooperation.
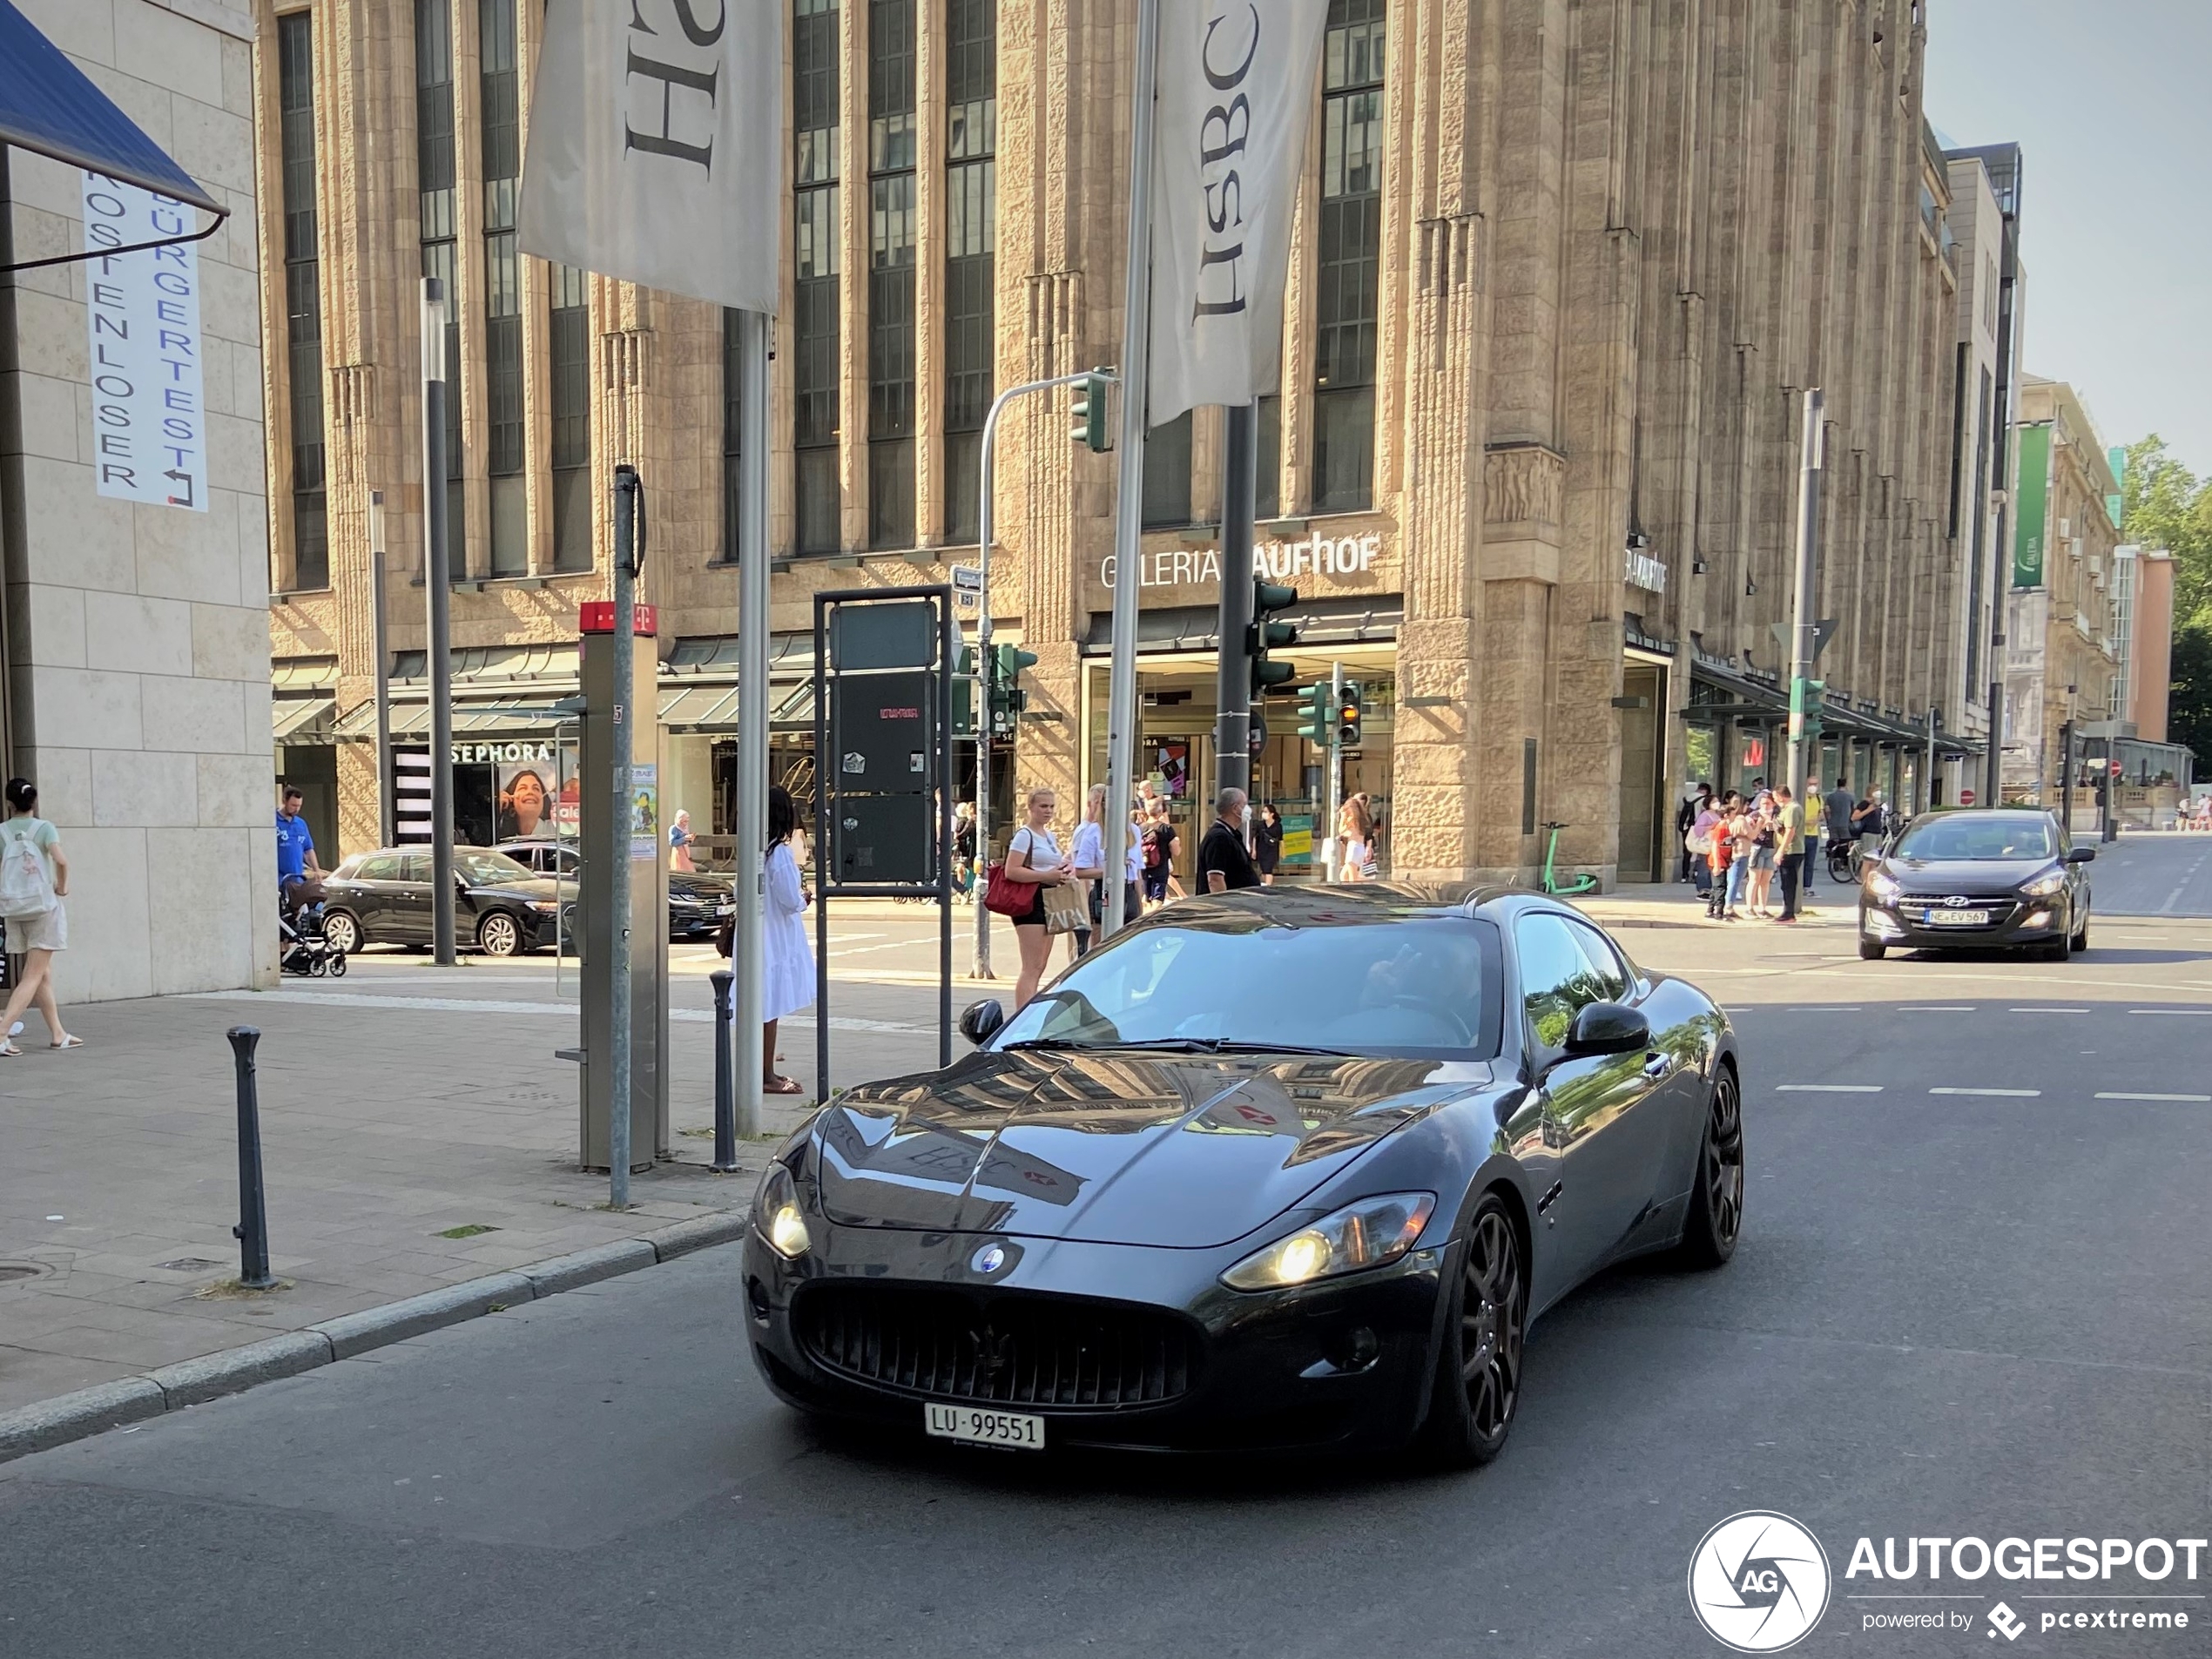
[1704,1070,1745,1249]
[1460,1205,1526,1441]
[322,911,361,955]
[478,913,521,956]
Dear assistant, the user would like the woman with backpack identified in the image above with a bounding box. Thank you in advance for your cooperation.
[0,779,80,1054]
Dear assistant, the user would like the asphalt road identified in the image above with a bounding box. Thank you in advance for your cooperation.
[2080,831,2212,917]
[4,924,2208,1658]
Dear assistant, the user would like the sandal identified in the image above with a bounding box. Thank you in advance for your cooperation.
[50,1035,84,1050]
[0,1041,16,1057]
[763,1075,806,1096]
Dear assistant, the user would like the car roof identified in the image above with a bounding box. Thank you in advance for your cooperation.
[1125,881,1571,931]
[1904,807,2054,824]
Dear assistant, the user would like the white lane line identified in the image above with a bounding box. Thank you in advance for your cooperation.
[2096,1091,2212,1103]
[2010,1007,2089,1014]
[2128,1008,2212,1015]
[1788,1006,1864,1013]
[1777,1084,1884,1094]
[1902,1005,1975,1013]
[829,939,937,957]
[1929,1086,2040,1097]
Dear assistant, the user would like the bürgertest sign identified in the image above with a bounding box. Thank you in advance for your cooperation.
[81,174,207,511]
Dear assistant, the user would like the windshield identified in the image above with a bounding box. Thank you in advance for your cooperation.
[1892,817,2055,862]
[455,850,536,886]
[990,915,1499,1058]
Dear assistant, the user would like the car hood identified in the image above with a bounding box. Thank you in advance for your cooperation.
[809,1049,1490,1248]
[466,876,563,902]
[1881,856,2055,893]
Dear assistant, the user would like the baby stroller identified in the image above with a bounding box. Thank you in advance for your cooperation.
[280,876,347,977]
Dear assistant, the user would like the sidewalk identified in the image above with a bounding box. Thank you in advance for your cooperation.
[1576,873,1854,930]
[0,965,947,1420]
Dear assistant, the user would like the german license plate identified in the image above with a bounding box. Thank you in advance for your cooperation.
[924,1403,1044,1449]
[1924,908,1988,927]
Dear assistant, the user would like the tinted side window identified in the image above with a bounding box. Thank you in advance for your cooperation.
[400,855,431,882]
[1568,921,1630,1001]
[356,854,400,881]
[1516,914,1609,1050]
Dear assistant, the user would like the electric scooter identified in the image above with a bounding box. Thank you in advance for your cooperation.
[1539,821,1600,896]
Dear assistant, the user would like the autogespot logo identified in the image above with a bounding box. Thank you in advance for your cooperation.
[1689,1511,1833,1653]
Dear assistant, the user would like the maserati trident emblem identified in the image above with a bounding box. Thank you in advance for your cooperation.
[970,1323,1015,1379]
[972,1243,1008,1275]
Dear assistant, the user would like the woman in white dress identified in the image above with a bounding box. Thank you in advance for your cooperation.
[760,786,815,1096]
[1067,784,1108,960]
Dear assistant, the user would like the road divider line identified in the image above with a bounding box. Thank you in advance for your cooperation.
[1777,1084,1884,1093]
[2009,1007,2089,1014]
[1902,1006,1975,1012]
[2095,1091,2212,1103]
[2128,1008,2212,1015]
[1789,1006,1864,1013]
[1929,1086,2040,1097]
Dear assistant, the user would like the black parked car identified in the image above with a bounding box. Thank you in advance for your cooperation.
[742,884,1743,1465]
[1857,806,2094,961]
[492,840,734,942]
[320,847,562,957]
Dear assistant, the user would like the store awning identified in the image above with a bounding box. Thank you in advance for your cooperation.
[331,700,580,741]
[658,676,817,733]
[0,0,226,273]
[273,695,334,744]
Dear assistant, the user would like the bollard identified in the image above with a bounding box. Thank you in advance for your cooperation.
[226,1026,276,1290]
[709,970,738,1172]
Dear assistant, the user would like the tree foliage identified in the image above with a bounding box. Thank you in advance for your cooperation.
[2120,436,2212,766]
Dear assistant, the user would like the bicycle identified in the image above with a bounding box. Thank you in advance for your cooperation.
[1539,821,1600,896]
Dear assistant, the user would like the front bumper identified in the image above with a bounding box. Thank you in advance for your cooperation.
[1860,894,2066,949]
[743,1217,1447,1455]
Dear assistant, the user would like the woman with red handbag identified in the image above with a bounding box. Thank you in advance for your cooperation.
[990,786,1074,1010]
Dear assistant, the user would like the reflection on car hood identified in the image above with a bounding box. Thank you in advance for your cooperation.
[811,1050,1489,1248]
[468,876,563,902]
[1885,856,2054,892]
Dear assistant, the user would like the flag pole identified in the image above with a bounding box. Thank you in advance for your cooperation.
[732,309,770,1128]
[1102,0,1162,940]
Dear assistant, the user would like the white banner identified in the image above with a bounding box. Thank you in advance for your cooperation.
[81,174,207,510]
[1145,0,1329,427]
[518,0,782,312]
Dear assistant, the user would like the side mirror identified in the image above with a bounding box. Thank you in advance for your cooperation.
[957,999,1006,1046]
[2064,846,2095,865]
[1562,1001,1650,1058]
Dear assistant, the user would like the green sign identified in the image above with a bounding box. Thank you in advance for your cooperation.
[2013,423,2051,590]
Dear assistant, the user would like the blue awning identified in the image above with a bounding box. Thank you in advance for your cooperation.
[0,0,223,218]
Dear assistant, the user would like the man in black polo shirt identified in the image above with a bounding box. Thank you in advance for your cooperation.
[1195,787,1263,893]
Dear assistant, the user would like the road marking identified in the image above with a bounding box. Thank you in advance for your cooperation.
[1902,1005,1975,1013]
[1789,1006,1863,1013]
[2128,1008,2212,1015]
[1929,1086,2040,1097]
[1777,1084,1883,1093]
[187,988,933,1035]
[828,939,936,957]
[2009,1007,2089,1014]
[2096,1091,2212,1103]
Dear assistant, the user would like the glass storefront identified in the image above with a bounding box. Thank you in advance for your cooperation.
[1082,644,1398,886]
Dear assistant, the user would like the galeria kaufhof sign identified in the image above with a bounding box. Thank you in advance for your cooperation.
[1098,528,1386,596]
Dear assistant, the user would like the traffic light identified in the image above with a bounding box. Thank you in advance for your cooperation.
[1069,371,1111,453]
[953,645,977,736]
[1789,676,1825,743]
[1337,681,1364,750]
[1294,681,1334,745]
[1248,577,1299,697]
[989,642,1039,733]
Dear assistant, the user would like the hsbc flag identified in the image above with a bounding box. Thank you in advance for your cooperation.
[519,0,781,312]
[1145,0,1329,427]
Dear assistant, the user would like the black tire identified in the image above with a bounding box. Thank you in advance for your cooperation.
[476,910,523,957]
[1414,1191,1527,1469]
[307,953,327,977]
[1672,1064,1744,1270]
[2068,911,2088,954]
[322,909,363,955]
[327,949,347,978]
[2036,936,2067,962]
[1858,937,1885,960]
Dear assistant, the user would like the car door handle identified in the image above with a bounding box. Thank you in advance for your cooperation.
[1642,1051,1669,1080]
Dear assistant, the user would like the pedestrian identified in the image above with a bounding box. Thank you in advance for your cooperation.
[1722,793,1753,921]
[1004,786,1072,1008]
[1251,800,1284,886]
[276,784,319,896]
[1746,794,1779,916]
[1687,792,1721,900]
[1195,787,1264,893]
[1069,784,1108,957]
[0,779,81,1054]
[668,807,696,873]
[752,786,815,1096]
[1851,789,1885,848]
[1675,782,1710,882]
[1120,804,1146,926]
[951,802,977,900]
[1143,803,1179,909]
[1706,791,1738,920]
[1338,796,1378,881]
[1772,784,1805,923]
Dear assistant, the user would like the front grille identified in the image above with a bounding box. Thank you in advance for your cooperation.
[1899,895,2020,927]
[795,1284,1199,1410]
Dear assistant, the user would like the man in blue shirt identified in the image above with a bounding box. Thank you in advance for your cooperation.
[276,786,319,892]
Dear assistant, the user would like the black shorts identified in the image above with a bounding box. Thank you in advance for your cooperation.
[1011,883,1049,927]
[1142,866,1170,901]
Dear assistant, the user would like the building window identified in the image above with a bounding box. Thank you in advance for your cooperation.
[721,309,745,563]
[867,0,917,549]
[794,0,841,555]
[278,12,327,590]
[416,0,464,563]
[550,264,591,572]
[1313,0,1384,515]
[481,0,524,576]
[1143,410,1193,529]
[942,0,995,544]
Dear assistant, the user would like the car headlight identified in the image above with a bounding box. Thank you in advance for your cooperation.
[2021,869,2067,898]
[1220,1192,1436,1292]
[1864,869,1901,901]
[531,900,560,914]
[753,1163,812,1260]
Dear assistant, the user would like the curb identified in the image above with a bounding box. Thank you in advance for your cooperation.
[0,1210,751,1466]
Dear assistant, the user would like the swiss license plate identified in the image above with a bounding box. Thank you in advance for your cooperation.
[1923,908,1988,927]
[924,1402,1045,1449]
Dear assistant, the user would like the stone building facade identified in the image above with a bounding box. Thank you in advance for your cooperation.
[261,0,1980,888]
[2,0,274,1001]
[2001,374,2120,805]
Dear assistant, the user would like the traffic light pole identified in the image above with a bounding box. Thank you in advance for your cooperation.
[1215,402,1258,799]
[1786,388,1825,805]
[1326,660,1345,883]
[971,368,1116,979]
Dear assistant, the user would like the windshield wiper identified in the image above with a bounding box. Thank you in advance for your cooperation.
[1002,1036,1353,1057]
